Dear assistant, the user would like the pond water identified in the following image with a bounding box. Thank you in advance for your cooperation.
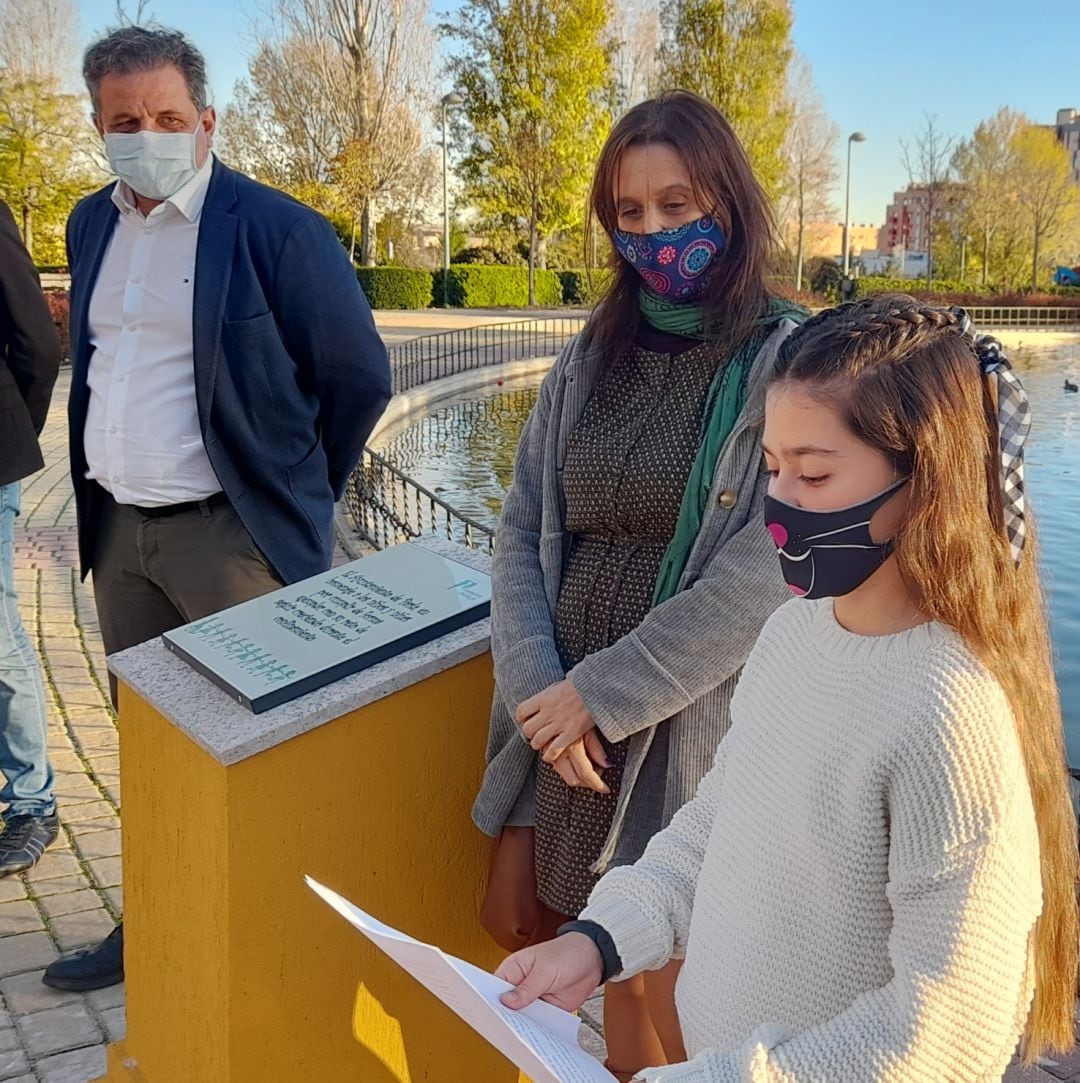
[372,340,1080,764]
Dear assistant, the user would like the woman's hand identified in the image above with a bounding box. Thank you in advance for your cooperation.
[496,932,604,1012]
[517,680,598,760]
[550,730,611,794]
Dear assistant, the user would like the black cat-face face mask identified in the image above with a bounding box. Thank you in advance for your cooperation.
[763,477,910,600]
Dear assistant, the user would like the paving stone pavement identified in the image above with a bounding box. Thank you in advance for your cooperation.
[4,339,1079,1080]
[0,372,117,1082]
[0,310,563,1082]
[2,368,130,1083]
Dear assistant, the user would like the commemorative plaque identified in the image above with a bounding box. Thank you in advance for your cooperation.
[162,541,491,713]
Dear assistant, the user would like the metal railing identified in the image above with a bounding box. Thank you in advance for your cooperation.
[389,315,585,394]
[348,316,584,551]
[40,272,72,291]
[345,446,496,554]
[966,306,1080,330]
[343,306,1080,553]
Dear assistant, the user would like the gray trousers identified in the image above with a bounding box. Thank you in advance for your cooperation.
[90,489,284,705]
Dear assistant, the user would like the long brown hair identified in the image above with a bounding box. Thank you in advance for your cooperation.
[585,89,778,359]
[771,295,1079,1060]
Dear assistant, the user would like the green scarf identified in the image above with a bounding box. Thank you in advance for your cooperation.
[651,297,808,606]
[639,287,711,338]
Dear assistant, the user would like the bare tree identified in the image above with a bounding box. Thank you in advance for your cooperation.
[0,0,80,87]
[376,145,440,265]
[900,113,955,285]
[610,0,660,112]
[778,57,838,290]
[113,0,155,28]
[221,38,353,189]
[220,0,434,265]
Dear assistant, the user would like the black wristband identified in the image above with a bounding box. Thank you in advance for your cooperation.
[556,919,623,983]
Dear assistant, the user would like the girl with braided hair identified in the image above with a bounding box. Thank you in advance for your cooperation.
[496,295,1079,1081]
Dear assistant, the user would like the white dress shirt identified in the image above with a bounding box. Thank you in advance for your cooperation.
[84,153,222,507]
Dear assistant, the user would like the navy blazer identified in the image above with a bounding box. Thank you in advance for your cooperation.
[67,159,391,585]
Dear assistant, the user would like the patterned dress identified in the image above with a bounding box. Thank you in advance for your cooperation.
[534,334,724,917]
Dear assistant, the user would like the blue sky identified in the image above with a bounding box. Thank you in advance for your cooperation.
[75,0,1075,226]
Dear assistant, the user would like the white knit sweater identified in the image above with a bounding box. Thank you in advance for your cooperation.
[581,598,1043,1082]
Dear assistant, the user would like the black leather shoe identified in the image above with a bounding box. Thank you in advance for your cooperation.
[0,811,59,877]
[42,923,124,991]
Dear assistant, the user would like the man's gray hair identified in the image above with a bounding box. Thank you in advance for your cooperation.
[83,27,209,115]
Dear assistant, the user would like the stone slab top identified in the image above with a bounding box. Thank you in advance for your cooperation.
[107,536,493,766]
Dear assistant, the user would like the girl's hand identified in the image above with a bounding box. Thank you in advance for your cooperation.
[496,932,604,1012]
[517,680,597,759]
[550,730,611,794]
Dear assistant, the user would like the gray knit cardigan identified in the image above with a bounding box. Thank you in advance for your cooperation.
[471,319,798,873]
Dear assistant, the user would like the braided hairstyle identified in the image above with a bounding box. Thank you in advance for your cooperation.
[775,296,1002,533]
[778,295,961,370]
[770,294,1079,1061]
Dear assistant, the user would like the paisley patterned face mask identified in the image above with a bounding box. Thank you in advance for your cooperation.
[612,215,727,301]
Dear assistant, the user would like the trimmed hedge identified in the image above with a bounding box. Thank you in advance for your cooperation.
[852,277,1080,308]
[438,265,563,308]
[558,268,612,306]
[854,275,992,297]
[356,266,433,310]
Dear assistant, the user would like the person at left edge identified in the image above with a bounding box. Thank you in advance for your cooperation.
[41,25,391,993]
[0,199,62,878]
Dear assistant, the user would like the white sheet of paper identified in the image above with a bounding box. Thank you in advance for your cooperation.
[306,877,617,1083]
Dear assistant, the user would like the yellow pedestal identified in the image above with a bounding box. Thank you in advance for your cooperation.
[95,650,527,1082]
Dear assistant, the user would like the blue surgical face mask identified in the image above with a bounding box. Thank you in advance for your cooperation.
[104,127,202,201]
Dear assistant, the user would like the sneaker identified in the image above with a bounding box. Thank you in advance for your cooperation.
[43,923,124,991]
[0,811,60,877]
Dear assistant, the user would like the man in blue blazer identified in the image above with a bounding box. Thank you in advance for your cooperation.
[43,26,391,992]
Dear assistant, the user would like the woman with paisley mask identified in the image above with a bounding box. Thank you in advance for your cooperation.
[472,90,806,1079]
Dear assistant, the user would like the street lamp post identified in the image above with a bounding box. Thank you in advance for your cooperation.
[842,131,867,277]
[441,92,464,306]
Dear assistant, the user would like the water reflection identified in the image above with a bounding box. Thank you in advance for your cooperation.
[373,342,1080,763]
[1011,340,1080,764]
[373,377,541,526]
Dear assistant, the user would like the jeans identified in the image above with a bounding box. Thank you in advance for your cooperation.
[0,481,55,818]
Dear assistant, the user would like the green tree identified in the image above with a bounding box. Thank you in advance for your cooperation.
[0,0,98,262]
[657,0,793,199]
[1010,125,1078,290]
[951,108,1025,287]
[0,74,93,261]
[329,138,379,262]
[443,0,615,305]
[924,180,973,282]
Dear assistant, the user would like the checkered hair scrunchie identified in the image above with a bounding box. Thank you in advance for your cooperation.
[951,307,1032,565]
